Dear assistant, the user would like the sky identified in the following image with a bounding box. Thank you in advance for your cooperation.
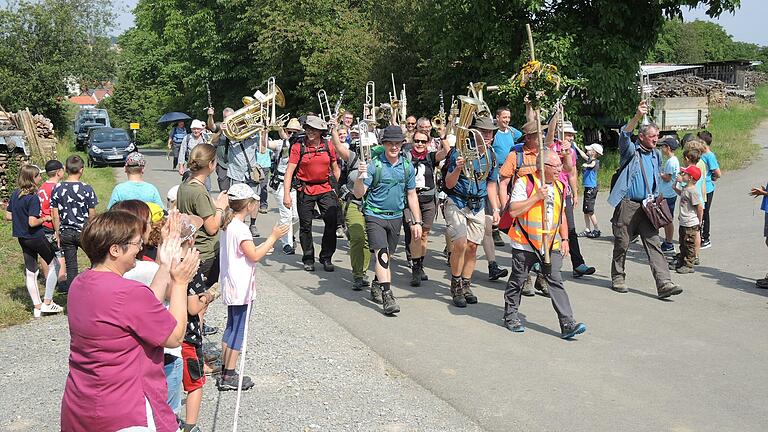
[112,0,766,46]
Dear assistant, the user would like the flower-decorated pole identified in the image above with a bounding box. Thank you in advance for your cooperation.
[525,23,552,273]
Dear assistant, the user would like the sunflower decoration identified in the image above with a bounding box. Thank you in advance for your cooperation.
[500,60,562,109]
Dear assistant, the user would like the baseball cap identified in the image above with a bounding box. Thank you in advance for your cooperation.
[145,202,165,223]
[228,183,259,200]
[44,160,63,173]
[658,135,680,150]
[681,165,702,181]
[125,152,145,167]
[585,143,604,156]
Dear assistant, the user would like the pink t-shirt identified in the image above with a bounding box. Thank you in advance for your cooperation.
[551,140,577,195]
[61,270,177,432]
[220,218,257,305]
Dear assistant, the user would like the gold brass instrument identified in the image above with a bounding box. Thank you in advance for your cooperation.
[376,103,394,126]
[223,77,285,142]
[432,90,446,129]
[467,82,492,118]
[455,95,492,181]
[638,64,654,126]
[446,96,459,137]
[318,89,331,123]
[363,81,376,125]
[388,73,400,125]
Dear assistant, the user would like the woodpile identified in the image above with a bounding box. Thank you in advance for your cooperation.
[651,76,726,103]
[745,71,768,91]
[0,107,53,203]
[33,114,55,139]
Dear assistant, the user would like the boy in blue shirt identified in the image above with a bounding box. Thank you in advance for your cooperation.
[697,131,721,249]
[108,152,165,209]
[576,143,602,238]
[658,136,681,252]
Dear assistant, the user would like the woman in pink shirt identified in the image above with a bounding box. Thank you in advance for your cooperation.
[61,210,200,432]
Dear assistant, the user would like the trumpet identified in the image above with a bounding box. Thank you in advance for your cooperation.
[318,89,331,123]
[333,90,345,124]
[455,95,493,181]
[363,81,376,125]
[358,121,372,179]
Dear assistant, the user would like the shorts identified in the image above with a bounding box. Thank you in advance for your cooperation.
[406,197,437,229]
[582,187,598,214]
[223,304,249,351]
[444,198,486,244]
[364,215,402,252]
[181,342,206,392]
[764,212,768,238]
[665,196,677,217]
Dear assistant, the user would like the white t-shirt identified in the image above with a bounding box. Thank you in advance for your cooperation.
[220,218,257,305]
[509,178,556,253]
[124,260,182,359]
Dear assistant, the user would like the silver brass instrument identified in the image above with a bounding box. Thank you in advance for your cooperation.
[223,78,285,142]
[432,90,446,129]
[638,65,654,125]
[388,73,400,125]
[363,81,376,125]
[318,89,331,123]
[399,84,407,125]
[455,95,492,181]
[333,90,345,123]
[358,121,372,179]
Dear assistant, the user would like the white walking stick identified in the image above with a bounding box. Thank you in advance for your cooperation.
[232,269,256,432]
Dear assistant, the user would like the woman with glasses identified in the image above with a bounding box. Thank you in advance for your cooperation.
[4,164,64,317]
[60,210,200,431]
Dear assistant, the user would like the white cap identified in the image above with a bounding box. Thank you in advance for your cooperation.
[190,119,205,130]
[227,183,259,201]
[167,184,179,201]
[585,143,604,156]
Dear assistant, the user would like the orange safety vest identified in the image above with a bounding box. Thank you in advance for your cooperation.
[508,175,565,252]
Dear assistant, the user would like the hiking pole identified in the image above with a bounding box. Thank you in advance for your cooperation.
[232,272,256,432]
[526,23,551,276]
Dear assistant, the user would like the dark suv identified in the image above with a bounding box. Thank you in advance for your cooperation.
[75,122,104,150]
[87,128,136,167]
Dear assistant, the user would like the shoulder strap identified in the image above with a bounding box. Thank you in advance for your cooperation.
[239,141,254,173]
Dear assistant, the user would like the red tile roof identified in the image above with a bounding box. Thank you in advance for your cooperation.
[69,95,97,105]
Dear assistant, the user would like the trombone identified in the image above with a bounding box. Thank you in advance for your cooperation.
[638,65,654,125]
[318,89,331,123]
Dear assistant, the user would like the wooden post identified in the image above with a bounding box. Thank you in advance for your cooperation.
[525,23,551,271]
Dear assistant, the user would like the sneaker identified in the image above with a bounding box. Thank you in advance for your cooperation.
[676,266,695,274]
[462,279,478,304]
[335,227,345,239]
[756,278,768,289]
[661,241,675,253]
[40,301,64,314]
[504,318,525,333]
[521,274,535,297]
[33,307,41,318]
[249,225,260,238]
[534,274,550,297]
[700,239,711,249]
[450,278,467,308]
[588,229,601,238]
[352,277,369,291]
[577,230,592,238]
[381,289,400,315]
[282,244,295,255]
[321,260,335,272]
[561,322,587,339]
[492,227,505,247]
[217,373,255,391]
[259,205,268,214]
[204,360,222,376]
[202,324,219,336]
[370,281,383,304]
[573,263,596,278]
[657,282,683,299]
[303,262,315,272]
[488,261,508,281]
[611,280,628,293]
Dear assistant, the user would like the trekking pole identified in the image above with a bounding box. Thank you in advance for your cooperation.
[232,271,256,432]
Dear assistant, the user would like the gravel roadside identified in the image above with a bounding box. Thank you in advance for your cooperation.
[0,269,481,431]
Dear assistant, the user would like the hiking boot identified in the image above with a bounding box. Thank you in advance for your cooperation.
[756,278,768,289]
[321,260,335,272]
[450,278,467,308]
[504,317,525,333]
[661,241,675,253]
[462,279,478,304]
[492,227,505,247]
[370,281,383,304]
[217,373,255,391]
[352,277,369,291]
[488,261,508,281]
[381,289,400,315]
[573,263,596,278]
[303,262,315,272]
[611,280,628,293]
[410,262,422,287]
[561,321,587,339]
[534,274,550,297]
[521,274,535,297]
[259,204,268,214]
[657,282,683,299]
[676,266,695,274]
[282,244,295,255]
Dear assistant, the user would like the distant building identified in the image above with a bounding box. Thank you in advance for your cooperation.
[642,60,761,89]
[69,95,97,109]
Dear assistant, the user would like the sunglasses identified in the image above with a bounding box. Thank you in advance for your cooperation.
[414,139,428,143]
[406,122,416,126]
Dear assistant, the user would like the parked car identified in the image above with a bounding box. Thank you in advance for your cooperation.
[74,108,110,132]
[87,128,136,167]
[75,122,104,150]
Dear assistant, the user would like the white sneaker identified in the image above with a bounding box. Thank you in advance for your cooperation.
[33,307,41,318]
[40,301,64,314]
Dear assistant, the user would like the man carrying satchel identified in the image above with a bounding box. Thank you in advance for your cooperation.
[607,101,682,299]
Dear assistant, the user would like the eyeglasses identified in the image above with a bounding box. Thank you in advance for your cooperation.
[545,163,563,169]
[414,139,428,143]
[406,122,416,126]
[125,239,144,249]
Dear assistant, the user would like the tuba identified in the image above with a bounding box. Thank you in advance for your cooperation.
[467,82,492,118]
[455,95,492,181]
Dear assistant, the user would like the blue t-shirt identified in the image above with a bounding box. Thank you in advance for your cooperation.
[761,182,768,213]
[445,147,499,213]
[169,127,186,146]
[583,159,600,189]
[256,148,273,169]
[8,190,44,239]
[50,181,98,231]
[492,127,523,167]
[108,181,165,209]
[626,151,658,201]
[363,154,416,220]
[660,155,680,198]
[701,151,719,193]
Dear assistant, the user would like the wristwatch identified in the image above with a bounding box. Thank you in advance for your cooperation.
[411,220,424,226]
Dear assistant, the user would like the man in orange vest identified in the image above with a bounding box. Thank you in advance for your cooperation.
[503,149,587,339]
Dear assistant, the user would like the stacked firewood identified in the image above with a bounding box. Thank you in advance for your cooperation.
[745,71,768,91]
[651,76,727,99]
[33,114,55,138]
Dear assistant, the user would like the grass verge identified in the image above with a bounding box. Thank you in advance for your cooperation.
[595,84,768,189]
[0,133,116,329]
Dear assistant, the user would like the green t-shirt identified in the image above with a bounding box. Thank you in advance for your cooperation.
[176,179,218,261]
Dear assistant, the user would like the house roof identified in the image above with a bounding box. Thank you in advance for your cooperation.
[69,95,97,105]
[641,64,703,76]
[92,89,112,101]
